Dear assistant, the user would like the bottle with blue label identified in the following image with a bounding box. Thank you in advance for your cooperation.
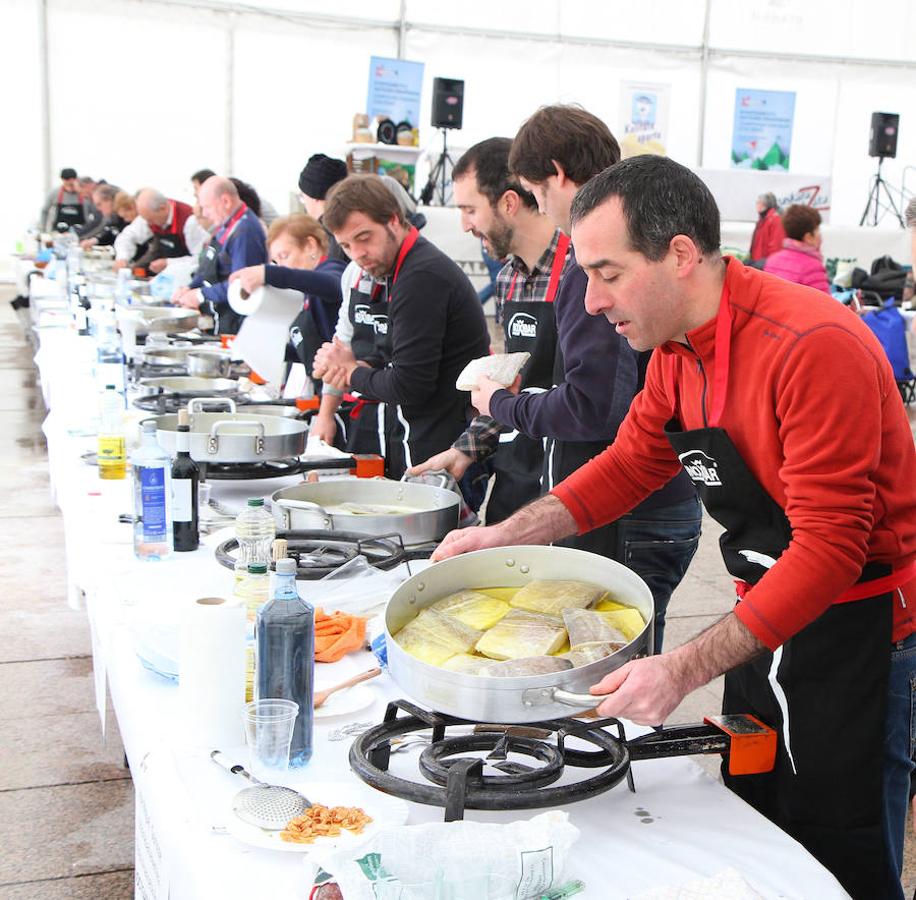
[255,555,314,767]
[131,421,173,560]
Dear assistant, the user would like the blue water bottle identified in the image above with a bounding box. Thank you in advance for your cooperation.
[255,558,314,767]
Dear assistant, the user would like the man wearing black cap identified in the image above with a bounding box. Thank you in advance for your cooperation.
[298,154,350,263]
[40,168,95,233]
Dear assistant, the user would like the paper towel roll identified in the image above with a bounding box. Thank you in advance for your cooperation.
[178,596,247,749]
[227,281,305,386]
[227,280,303,317]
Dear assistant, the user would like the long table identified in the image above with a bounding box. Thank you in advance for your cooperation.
[27,268,851,900]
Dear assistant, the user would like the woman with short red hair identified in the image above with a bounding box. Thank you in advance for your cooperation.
[764,204,831,294]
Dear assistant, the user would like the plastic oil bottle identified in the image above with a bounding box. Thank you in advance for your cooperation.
[233,498,276,585]
[97,385,126,480]
[236,561,270,703]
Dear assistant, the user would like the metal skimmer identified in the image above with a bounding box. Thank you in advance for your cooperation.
[210,750,311,830]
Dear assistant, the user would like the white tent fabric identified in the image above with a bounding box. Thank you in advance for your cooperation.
[3,0,915,274]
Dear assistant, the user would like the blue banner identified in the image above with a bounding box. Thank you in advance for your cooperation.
[367,56,424,128]
[731,88,796,171]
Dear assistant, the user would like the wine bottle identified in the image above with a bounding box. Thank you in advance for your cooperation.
[171,416,199,552]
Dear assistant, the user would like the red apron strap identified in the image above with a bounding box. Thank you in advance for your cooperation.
[735,558,916,608]
[708,278,732,428]
[391,226,419,286]
[544,232,570,304]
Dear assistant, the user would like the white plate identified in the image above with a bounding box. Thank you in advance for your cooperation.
[224,780,408,853]
[313,683,377,719]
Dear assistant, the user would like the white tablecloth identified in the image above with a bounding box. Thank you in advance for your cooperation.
[30,289,850,900]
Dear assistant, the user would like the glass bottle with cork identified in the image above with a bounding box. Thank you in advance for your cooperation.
[171,409,200,552]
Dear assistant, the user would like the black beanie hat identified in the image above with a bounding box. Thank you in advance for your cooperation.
[298,154,348,200]
[60,167,77,180]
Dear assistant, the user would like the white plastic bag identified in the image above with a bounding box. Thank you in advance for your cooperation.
[306,810,580,900]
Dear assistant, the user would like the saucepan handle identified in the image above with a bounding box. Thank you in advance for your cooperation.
[275,498,332,529]
[188,396,236,414]
[551,689,605,709]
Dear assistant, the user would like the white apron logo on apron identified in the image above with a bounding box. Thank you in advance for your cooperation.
[508,312,537,339]
[677,449,723,487]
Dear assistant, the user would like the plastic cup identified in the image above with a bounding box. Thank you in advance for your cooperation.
[198,481,212,512]
[242,699,299,780]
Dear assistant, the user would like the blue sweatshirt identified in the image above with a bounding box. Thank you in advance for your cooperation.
[489,247,637,442]
[189,208,267,307]
[489,245,695,509]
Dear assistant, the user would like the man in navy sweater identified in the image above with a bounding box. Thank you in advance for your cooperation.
[174,176,267,334]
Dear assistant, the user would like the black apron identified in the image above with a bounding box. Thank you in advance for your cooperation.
[344,228,458,478]
[151,202,191,259]
[288,256,334,391]
[486,234,568,524]
[197,204,248,335]
[53,189,84,232]
[345,269,392,458]
[664,281,904,899]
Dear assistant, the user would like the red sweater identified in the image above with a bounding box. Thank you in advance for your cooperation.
[150,199,194,237]
[749,207,785,261]
[553,259,916,648]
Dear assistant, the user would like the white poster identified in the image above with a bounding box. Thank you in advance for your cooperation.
[619,81,670,158]
[695,169,832,224]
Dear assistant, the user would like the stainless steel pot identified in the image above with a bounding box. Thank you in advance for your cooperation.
[187,349,232,377]
[384,545,654,723]
[271,477,460,545]
[137,376,238,397]
[141,346,192,367]
[116,305,198,335]
[151,398,309,462]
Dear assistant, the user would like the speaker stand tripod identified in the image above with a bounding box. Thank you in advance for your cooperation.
[420,129,456,207]
[860,157,905,227]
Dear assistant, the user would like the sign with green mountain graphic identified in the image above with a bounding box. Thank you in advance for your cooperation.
[731,88,796,171]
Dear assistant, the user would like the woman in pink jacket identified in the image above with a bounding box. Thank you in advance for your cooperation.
[764,204,831,293]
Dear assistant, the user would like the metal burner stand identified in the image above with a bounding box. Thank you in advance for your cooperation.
[214,530,430,579]
[349,699,777,821]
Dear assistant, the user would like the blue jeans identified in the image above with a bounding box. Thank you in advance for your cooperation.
[612,496,702,653]
[883,630,916,900]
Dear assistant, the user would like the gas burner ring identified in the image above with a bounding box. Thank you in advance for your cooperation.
[418,733,565,789]
[348,701,631,818]
[214,530,410,579]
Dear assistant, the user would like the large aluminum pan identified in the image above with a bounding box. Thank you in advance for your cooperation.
[384,545,654,723]
[136,376,238,396]
[116,304,198,335]
[271,478,460,545]
[151,398,308,462]
[186,349,232,377]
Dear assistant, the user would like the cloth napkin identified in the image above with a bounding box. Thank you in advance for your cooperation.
[314,609,368,663]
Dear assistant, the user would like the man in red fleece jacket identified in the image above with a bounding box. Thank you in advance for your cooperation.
[434,156,916,900]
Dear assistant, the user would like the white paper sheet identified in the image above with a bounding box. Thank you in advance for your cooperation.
[227,281,303,387]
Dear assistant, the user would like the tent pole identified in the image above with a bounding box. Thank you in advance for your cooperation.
[38,0,52,193]
[225,18,235,175]
[696,0,711,167]
[397,0,406,59]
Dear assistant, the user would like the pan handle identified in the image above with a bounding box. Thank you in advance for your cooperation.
[188,396,236,414]
[551,688,607,709]
[401,469,452,491]
[274,498,332,529]
[209,419,266,455]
